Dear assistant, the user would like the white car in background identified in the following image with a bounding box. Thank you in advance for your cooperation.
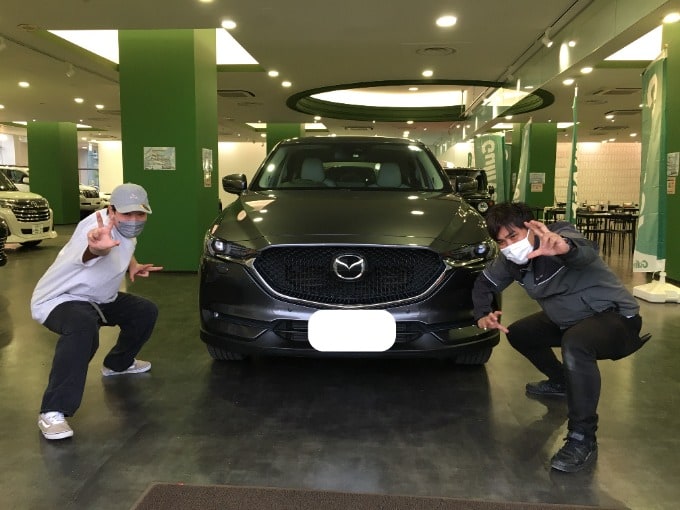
[0,169,57,247]
[0,166,102,214]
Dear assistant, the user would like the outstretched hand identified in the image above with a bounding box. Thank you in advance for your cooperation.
[129,260,164,282]
[87,211,120,256]
[477,311,508,334]
[524,220,571,259]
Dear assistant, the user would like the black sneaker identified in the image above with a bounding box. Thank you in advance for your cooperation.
[525,379,566,397]
[551,431,598,472]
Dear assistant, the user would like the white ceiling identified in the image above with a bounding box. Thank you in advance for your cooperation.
[1,0,679,148]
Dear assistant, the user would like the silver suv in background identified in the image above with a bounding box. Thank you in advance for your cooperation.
[0,169,57,247]
[0,166,102,215]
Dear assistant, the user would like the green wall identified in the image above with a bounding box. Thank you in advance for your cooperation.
[266,123,303,153]
[118,29,218,271]
[26,122,80,224]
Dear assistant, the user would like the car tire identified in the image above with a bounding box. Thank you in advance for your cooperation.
[454,347,492,365]
[20,240,42,247]
[206,344,247,361]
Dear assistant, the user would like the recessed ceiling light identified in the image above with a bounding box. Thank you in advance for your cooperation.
[221,19,237,30]
[267,70,279,77]
[609,138,616,142]
[281,81,292,87]
[580,66,593,74]
[95,104,104,109]
[18,81,29,88]
[0,105,4,109]
[562,78,575,85]
[406,120,414,125]
[408,87,419,91]
[505,115,513,120]
[630,133,638,137]
[74,97,84,104]
[436,15,458,28]
[605,114,614,119]
[422,69,434,77]
[568,40,577,47]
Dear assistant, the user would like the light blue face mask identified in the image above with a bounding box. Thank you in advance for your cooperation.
[116,220,146,239]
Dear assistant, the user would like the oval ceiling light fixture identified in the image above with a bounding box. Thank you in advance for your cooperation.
[562,78,575,85]
[267,70,279,77]
[663,12,680,23]
[281,81,292,88]
[288,80,553,123]
[74,97,84,104]
[221,19,237,30]
[422,69,434,78]
[95,104,104,109]
[436,15,458,28]
[18,81,30,88]
[580,66,593,74]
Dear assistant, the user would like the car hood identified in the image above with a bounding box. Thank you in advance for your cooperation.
[0,190,49,201]
[213,190,489,250]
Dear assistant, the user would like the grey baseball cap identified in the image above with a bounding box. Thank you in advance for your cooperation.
[110,183,152,214]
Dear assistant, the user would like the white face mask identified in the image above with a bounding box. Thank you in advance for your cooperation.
[501,231,533,265]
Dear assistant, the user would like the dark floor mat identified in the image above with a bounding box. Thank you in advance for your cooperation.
[132,483,617,510]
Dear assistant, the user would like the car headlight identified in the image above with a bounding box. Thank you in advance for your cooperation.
[0,199,16,209]
[476,200,494,213]
[205,234,257,261]
[442,240,498,268]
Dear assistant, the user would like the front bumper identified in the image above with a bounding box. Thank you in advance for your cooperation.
[0,210,57,244]
[199,256,500,358]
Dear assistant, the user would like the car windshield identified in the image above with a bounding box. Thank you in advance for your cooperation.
[0,171,18,192]
[251,140,448,191]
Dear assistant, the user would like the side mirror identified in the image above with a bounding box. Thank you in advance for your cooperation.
[222,174,247,194]
[488,185,495,196]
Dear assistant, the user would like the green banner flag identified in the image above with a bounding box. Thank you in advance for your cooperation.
[565,86,579,224]
[634,57,667,273]
[512,120,532,203]
[474,134,506,204]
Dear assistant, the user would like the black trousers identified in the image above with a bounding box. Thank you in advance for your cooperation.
[506,310,642,439]
[40,292,158,417]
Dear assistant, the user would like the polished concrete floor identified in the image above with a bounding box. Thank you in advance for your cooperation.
[1,225,678,510]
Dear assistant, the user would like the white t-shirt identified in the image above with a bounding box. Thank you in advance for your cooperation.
[31,210,137,324]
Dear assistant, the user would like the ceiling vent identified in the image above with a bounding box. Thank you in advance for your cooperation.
[218,89,255,98]
[605,109,641,116]
[344,126,373,131]
[592,125,628,131]
[590,88,641,96]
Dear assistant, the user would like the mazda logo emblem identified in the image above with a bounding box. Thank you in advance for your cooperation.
[333,254,365,280]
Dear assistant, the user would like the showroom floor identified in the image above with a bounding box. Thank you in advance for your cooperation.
[0,225,678,510]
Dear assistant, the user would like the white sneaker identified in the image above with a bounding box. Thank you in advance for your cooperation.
[38,412,74,440]
[101,359,151,377]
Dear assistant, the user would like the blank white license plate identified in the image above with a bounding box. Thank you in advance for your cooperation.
[32,224,42,235]
[308,310,396,352]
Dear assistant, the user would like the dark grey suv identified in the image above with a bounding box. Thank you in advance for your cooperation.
[199,137,500,364]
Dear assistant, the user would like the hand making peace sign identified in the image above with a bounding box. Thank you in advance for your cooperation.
[86,211,120,256]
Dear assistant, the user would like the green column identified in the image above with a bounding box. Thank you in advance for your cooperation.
[512,122,557,209]
[663,24,680,281]
[26,122,80,224]
[118,29,218,271]
[266,123,303,153]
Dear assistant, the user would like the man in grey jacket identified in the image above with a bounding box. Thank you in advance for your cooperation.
[473,202,646,473]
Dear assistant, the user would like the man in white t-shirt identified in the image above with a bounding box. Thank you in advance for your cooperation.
[31,183,162,440]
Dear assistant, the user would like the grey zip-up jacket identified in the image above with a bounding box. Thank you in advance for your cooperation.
[472,221,639,328]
